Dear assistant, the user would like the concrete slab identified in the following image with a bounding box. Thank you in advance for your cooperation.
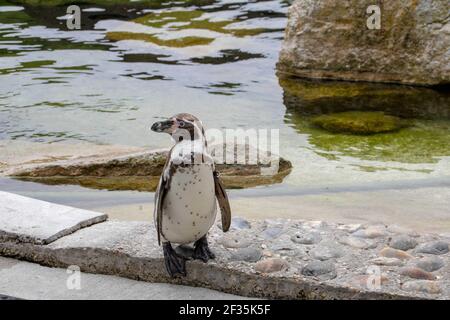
[0,257,247,300]
[0,191,107,244]
[1,218,449,299]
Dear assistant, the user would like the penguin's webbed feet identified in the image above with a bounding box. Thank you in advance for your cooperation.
[163,242,186,277]
[193,236,215,263]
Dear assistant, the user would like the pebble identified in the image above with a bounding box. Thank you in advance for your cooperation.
[219,235,252,248]
[415,241,449,255]
[369,257,404,266]
[399,267,436,280]
[261,227,283,240]
[230,217,251,230]
[303,221,327,229]
[255,258,289,273]
[291,232,322,245]
[389,235,418,251]
[339,236,376,249]
[270,243,296,252]
[270,235,297,251]
[230,247,263,262]
[337,224,362,233]
[262,250,272,257]
[402,280,441,294]
[387,225,420,237]
[301,260,337,280]
[311,243,345,261]
[379,247,413,260]
[282,248,308,257]
[412,256,445,272]
[352,225,387,239]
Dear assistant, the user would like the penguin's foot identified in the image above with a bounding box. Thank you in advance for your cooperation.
[193,236,216,263]
[163,242,186,277]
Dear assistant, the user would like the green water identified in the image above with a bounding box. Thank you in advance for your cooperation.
[1,0,449,189]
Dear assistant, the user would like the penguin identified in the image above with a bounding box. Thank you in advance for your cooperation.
[151,113,231,277]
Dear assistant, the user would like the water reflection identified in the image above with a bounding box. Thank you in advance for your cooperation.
[121,53,181,64]
[0,0,288,144]
[191,49,264,64]
[281,76,450,165]
[280,77,450,120]
[1,0,449,188]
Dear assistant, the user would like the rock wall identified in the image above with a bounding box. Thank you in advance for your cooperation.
[277,0,450,86]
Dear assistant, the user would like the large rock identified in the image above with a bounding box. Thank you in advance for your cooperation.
[278,0,450,86]
[8,148,292,192]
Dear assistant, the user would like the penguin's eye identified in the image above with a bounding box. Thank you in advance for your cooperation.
[178,120,185,128]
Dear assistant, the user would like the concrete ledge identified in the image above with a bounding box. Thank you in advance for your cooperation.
[0,192,107,244]
[1,217,449,299]
[0,257,246,300]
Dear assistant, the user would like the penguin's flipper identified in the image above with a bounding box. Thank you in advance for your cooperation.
[213,170,231,232]
[155,176,167,246]
[155,152,173,246]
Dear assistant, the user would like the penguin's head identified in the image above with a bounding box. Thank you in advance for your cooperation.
[151,113,206,142]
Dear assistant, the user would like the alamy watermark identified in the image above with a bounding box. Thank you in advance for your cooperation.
[366,265,382,290]
[208,128,280,176]
[171,127,280,176]
[366,5,381,30]
[66,5,81,30]
[65,4,381,31]
[66,265,81,290]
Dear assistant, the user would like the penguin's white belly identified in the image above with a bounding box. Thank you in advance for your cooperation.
[161,164,216,244]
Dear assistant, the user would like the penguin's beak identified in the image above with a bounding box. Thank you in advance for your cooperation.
[151,119,174,133]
